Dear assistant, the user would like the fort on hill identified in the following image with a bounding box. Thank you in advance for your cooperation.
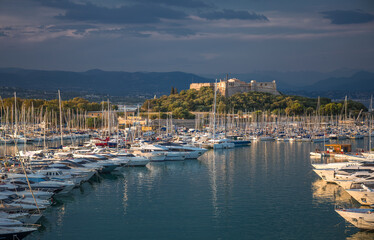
[190,78,280,97]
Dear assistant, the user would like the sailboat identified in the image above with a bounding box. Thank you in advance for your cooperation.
[362,118,374,159]
[12,93,27,144]
[210,79,234,149]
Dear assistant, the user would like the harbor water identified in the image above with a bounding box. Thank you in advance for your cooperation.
[24,139,374,239]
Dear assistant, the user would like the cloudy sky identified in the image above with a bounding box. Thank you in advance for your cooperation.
[0,0,373,73]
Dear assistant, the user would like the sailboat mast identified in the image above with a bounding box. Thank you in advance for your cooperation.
[107,99,110,136]
[58,90,64,147]
[212,79,217,139]
[370,115,372,153]
[14,92,17,137]
[345,95,348,121]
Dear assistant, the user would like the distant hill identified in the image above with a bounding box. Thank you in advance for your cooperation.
[0,68,212,96]
[1,68,373,103]
[306,71,374,91]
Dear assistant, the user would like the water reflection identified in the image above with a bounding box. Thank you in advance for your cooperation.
[312,179,356,207]
[347,231,374,240]
[209,150,219,218]
[122,178,128,215]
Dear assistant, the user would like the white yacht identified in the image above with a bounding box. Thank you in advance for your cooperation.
[336,208,374,230]
[157,142,208,159]
[0,225,39,239]
[36,168,83,187]
[6,176,75,195]
[259,136,275,141]
[130,145,168,161]
[311,162,359,170]
[312,169,336,182]
[345,184,374,205]
[49,162,96,182]
[111,153,149,167]
[207,139,235,149]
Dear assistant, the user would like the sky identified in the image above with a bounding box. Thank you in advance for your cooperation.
[0,0,373,74]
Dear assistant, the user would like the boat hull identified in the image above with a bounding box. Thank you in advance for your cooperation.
[345,189,374,205]
[336,209,374,230]
[313,169,335,182]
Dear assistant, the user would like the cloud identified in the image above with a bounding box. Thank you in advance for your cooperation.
[135,0,210,8]
[154,27,196,37]
[1,27,13,31]
[44,24,96,32]
[91,25,196,38]
[320,10,374,24]
[200,53,220,60]
[199,9,269,21]
[0,32,7,37]
[91,27,152,38]
[35,0,188,24]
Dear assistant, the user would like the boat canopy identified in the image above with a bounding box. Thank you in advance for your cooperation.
[325,144,351,153]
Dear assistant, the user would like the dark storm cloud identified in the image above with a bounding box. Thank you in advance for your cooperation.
[1,27,13,31]
[320,10,374,24]
[36,0,188,24]
[136,0,211,8]
[199,9,269,21]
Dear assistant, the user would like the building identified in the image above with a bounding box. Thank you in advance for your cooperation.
[190,78,280,97]
[118,116,146,126]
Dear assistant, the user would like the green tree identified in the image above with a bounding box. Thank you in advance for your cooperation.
[172,107,194,119]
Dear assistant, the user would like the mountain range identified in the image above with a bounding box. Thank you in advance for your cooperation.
[0,68,373,100]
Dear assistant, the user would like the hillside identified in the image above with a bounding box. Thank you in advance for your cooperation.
[142,87,367,118]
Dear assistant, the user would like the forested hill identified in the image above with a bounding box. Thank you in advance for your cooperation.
[142,87,367,119]
[0,68,212,96]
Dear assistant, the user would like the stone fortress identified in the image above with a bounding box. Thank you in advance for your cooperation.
[190,77,280,97]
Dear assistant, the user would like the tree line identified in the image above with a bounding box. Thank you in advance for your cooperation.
[0,97,117,113]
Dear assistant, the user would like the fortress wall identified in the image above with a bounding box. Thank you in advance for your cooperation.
[190,79,280,96]
[252,82,276,90]
[227,85,251,97]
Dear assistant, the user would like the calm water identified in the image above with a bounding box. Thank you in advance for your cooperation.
[24,139,374,240]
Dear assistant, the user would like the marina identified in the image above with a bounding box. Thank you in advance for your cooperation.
[0,94,374,238]
[1,0,373,239]
[15,138,372,240]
